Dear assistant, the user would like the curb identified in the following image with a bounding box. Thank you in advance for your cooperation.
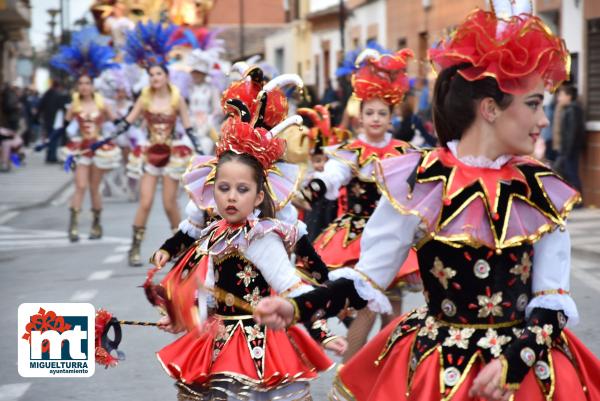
[0,179,72,220]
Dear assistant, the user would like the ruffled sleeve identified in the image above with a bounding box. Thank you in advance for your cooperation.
[178,200,205,239]
[182,155,218,211]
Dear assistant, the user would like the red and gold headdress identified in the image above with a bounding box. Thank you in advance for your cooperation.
[352,48,414,106]
[428,1,570,94]
[183,66,305,211]
[298,105,350,155]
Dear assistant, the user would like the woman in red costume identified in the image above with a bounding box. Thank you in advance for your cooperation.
[301,46,420,360]
[255,4,600,401]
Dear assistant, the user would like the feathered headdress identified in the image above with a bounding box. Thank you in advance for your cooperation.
[95,65,132,98]
[351,46,414,106]
[50,27,117,78]
[298,105,350,155]
[428,0,570,94]
[123,20,181,69]
[182,67,305,212]
[336,41,390,78]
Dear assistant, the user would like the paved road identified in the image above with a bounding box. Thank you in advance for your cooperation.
[1,187,599,400]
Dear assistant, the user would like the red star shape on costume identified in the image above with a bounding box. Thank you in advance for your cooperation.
[346,139,407,166]
[433,148,528,213]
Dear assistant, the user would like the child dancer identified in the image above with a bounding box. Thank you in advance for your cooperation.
[256,5,600,401]
[301,47,419,360]
[152,72,345,401]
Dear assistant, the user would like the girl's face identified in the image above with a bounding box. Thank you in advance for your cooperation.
[149,66,168,90]
[360,98,391,140]
[492,79,549,156]
[214,160,265,225]
[77,75,93,98]
[116,88,127,101]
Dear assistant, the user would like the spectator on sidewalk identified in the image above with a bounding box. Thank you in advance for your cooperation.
[38,81,69,163]
[554,84,585,193]
[0,127,23,172]
[2,82,23,133]
[541,92,557,162]
[21,87,40,147]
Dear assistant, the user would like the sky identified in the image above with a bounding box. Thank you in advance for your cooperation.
[29,0,94,50]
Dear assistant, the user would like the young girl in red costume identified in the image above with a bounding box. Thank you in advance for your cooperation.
[256,4,600,401]
[153,72,345,401]
[301,46,420,360]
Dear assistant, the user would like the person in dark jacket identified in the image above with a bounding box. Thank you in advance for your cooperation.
[555,84,585,192]
[37,81,69,163]
[392,92,437,147]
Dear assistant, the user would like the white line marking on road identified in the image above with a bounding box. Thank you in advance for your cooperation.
[114,245,130,252]
[0,383,31,400]
[70,290,98,301]
[102,253,126,264]
[572,261,600,290]
[87,270,113,280]
[0,211,20,225]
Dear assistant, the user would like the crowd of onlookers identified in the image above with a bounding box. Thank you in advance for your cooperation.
[0,80,70,173]
[0,76,587,201]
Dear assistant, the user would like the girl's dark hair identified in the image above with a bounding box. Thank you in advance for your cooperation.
[432,63,513,146]
[147,64,169,76]
[216,151,276,219]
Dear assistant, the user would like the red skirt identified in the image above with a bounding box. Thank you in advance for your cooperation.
[314,215,419,289]
[157,320,334,388]
[334,317,600,401]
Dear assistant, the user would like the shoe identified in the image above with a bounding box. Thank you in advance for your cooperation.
[89,209,103,239]
[68,208,80,242]
[128,226,145,267]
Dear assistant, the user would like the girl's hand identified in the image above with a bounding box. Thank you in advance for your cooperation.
[468,359,514,401]
[153,250,170,267]
[254,296,295,330]
[156,315,182,334]
[324,337,348,356]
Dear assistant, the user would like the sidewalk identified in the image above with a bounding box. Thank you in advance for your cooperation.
[0,149,72,219]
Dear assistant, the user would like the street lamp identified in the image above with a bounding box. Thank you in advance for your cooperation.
[47,8,60,49]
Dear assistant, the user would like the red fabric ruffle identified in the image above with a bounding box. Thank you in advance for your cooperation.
[353,49,413,106]
[314,225,419,289]
[157,322,332,387]
[428,9,569,94]
[337,318,600,401]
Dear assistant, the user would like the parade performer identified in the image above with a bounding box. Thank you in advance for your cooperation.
[296,105,348,242]
[148,68,333,323]
[114,21,201,266]
[186,47,222,155]
[96,66,144,199]
[152,76,343,401]
[50,28,121,242]
[255,5,600,401]
[301,46,419,360]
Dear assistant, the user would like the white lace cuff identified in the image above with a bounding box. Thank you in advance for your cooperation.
[329,268,392,314]
[178,219,203,239]
[525,294,579,327]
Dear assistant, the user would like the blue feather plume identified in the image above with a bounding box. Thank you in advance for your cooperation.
[335,41,391,77]
[50,28,117,78]
[123,20,180,68]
